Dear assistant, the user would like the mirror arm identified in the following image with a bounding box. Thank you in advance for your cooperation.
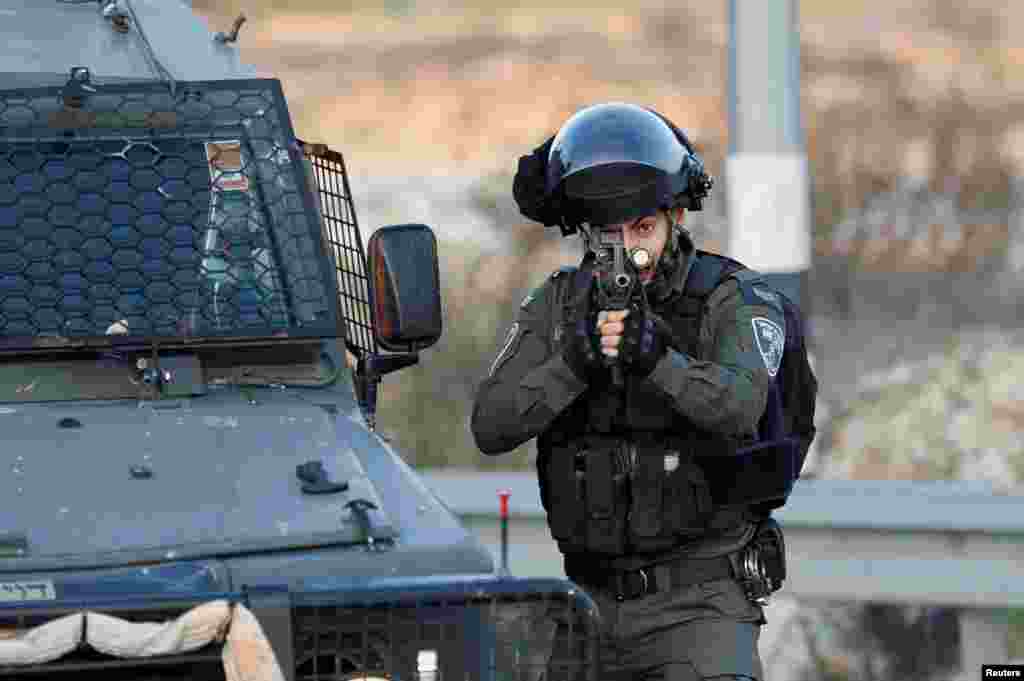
[374,352,419,376]
[354,352,419,432]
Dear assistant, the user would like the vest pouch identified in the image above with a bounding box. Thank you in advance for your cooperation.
[543,444,588,553]
[669,454,713,536]
[627,444,666,546]
[629,442,711,552]
[583,439,629,555]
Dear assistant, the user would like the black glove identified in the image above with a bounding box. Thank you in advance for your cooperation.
[513,135,561,226]
[618,306,668,378]
[560,287,605,383]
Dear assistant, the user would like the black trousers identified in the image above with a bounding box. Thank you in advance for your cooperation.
[547,575,765,681]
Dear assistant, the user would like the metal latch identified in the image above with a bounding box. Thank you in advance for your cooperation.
[213,14,247,44]
[60,67,96,108]
[345,499,379,550]
[295,460,348,495]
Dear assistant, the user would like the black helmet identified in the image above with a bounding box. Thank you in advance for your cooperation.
[544,102,712,235]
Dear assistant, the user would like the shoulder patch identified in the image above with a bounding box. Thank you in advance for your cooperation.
[751,317,785,377]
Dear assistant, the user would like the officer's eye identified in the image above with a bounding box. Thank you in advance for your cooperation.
[635,222,656,234]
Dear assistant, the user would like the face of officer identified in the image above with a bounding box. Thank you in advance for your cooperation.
[597,206,686,283]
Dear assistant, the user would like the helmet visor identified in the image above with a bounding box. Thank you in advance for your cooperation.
[546,103,690,225]
[562,163,679,225]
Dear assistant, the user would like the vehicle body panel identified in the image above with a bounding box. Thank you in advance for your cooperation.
[0,0,496,582]
[0,3,607,679]
[0,0,256,89]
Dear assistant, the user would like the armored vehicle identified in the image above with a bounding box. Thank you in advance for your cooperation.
[0,2,598,679]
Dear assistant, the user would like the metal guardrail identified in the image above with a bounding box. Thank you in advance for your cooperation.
[423,472,1024,605]
[423,472,1024,529]
[422,472,1024,681]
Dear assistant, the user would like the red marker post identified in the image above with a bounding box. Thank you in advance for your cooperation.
[498,489,511,576]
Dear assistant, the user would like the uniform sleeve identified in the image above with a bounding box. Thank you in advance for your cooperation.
[645,279,785,439]
[470,277,588,455]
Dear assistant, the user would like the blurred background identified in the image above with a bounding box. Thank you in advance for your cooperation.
[192,1,1024,678]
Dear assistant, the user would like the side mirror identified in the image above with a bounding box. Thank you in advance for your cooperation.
[367,223,443,353]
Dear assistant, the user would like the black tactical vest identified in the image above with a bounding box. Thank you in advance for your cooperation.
[536,254,758,558]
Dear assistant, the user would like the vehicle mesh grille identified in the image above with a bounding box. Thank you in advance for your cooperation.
[298,141,376,359]
[292,578,601,681]
[0,77,339,349]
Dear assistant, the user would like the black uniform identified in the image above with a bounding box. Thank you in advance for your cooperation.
[471,231,786,680]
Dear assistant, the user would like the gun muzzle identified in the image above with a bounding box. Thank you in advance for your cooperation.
[630,247,652,269]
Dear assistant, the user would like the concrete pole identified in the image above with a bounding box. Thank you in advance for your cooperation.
[1001,178,1024,310]
[726,0,811,310]
[726,0,821,474]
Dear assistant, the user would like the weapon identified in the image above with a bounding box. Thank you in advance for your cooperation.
[590,228,650,389]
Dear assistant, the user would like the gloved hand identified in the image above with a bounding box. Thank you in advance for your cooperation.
[618,305,668,378]
[560,288,605,383]
[513,135,561,226]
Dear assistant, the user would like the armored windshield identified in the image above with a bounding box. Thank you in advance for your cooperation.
[0,78,340,352]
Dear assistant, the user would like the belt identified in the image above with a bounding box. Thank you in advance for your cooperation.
[568,554,734,602]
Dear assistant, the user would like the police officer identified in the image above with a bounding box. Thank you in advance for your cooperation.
[471,102,789,680]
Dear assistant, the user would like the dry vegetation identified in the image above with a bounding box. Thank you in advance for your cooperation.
[194,0,1024,258]
[190,0,1024,473]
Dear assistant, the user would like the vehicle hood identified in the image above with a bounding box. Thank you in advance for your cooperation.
[0,388,394,572]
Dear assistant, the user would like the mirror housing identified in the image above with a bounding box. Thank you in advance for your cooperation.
[367,223,443,353]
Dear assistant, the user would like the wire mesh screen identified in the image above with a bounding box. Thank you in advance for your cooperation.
[292,578,602,681]
[298,141,376,359]
[0,78,339,350]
